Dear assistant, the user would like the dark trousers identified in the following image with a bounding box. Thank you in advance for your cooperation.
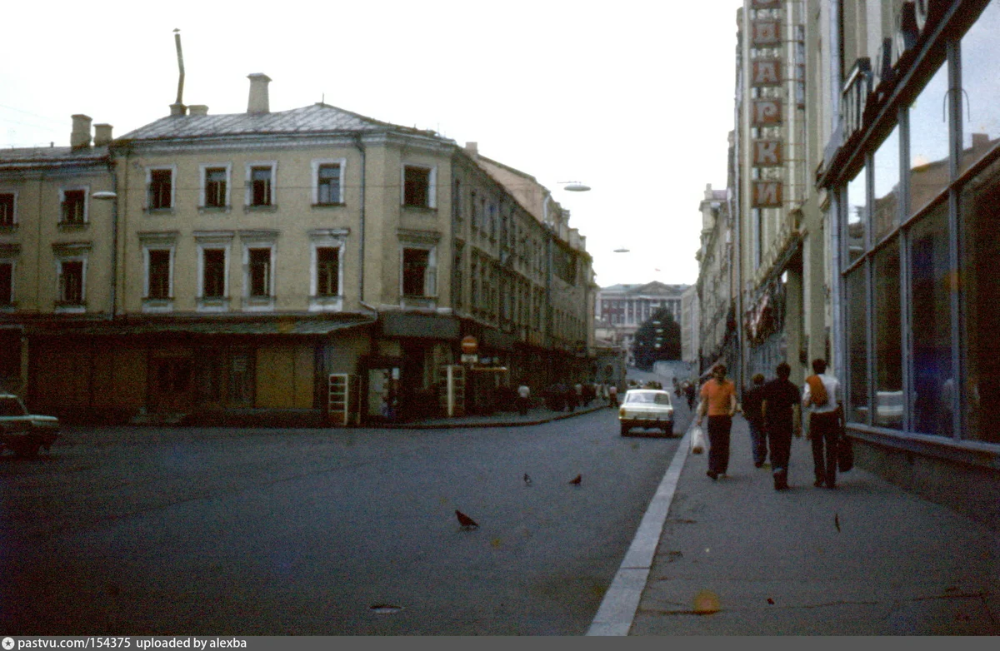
[748,418,767,465]
[767,425,792,474]
[707,415,733,475]
[810,412,841,486]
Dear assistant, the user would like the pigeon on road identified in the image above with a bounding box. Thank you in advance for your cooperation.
[524,473,533,486]
[569,474,582,486]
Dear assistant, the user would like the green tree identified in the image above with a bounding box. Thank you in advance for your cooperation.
[632,308,682,370]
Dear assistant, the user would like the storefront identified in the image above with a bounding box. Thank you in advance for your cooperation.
[820,0,1000,526]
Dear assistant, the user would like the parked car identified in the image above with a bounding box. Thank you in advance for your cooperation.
[618,389,674,436]
[0,393,60,457]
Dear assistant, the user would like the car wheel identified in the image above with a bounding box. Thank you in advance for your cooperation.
[620,423,630,436]
[663,422,674,436]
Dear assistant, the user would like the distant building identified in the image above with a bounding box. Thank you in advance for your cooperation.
[595,281,688,366]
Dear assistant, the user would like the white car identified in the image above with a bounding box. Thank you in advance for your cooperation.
[619,389,675,436]
[0,393,60,457]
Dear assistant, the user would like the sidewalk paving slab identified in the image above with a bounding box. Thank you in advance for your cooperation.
[627,415,1000,636]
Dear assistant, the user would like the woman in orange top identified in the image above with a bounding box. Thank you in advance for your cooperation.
[696,364,738,480]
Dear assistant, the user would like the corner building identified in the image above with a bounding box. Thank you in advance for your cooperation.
[1,75,594,424]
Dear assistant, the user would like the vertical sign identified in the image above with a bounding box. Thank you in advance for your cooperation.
[750,0,785,208]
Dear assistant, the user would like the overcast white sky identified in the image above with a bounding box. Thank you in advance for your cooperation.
[1,0,743,287]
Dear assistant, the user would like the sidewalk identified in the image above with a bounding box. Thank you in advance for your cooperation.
[596,414,1000,635]
[384,401,611,429]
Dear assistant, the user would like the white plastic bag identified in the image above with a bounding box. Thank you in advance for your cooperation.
[690,425,706,454]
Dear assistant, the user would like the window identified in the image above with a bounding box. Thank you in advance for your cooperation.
[872,126,900,243]
[959,0,1000,177]
[403,165,435,208]
[0,193,14,226]
[909,64,950,215]
[249,165,273,207]
[452,243,464,308]
[148,169,173,210]
[316,163,342,205]
[846,169,867,263]
[316,247,340,297]
[873,240,902,429]
[203,249,226,298]
[248,248,271,297]
[61,189,86,224]
[59,260,84,304]
[147,250,171,299]
[203,167,228,208]
[403,248,431,296]
[0,261,12,305]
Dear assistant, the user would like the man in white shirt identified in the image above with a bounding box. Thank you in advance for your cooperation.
[802,358,842,488]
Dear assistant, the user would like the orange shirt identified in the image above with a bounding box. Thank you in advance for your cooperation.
[700,379,736,416]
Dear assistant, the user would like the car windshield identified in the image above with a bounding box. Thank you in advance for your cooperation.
[0,397,27,417]
[626,392,671,406]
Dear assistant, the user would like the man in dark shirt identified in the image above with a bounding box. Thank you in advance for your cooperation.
[762,362,802,490]
[742,374,767,468]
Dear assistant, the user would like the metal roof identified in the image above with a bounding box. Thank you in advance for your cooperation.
[119,103,439,142]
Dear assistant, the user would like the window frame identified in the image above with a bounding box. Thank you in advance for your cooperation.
[398,229,440,309]
[52,243,90,313]
[146,166,176,211]
[0,257,15,308]
[401,164,437,209]
[308,228,349,312]
[0,191,17,228]
[245,161,277,209]
[312,158,347,206]
[139,233,177,313]
[59,186,89,226]
[199,164,232,210]
[195,232,233,312]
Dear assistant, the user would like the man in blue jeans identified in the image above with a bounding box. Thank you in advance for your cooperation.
[743,373,767,468]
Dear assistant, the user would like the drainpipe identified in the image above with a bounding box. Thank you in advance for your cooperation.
[351,134,376,318]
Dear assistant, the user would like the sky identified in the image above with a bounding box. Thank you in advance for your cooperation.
[1,0,743,287]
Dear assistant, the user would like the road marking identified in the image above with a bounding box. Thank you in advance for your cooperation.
[586,421,692,636]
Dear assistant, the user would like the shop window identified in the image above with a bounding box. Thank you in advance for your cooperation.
[959,0,1000,177]
[873,240,902,429]
[846,169,867,263]
[908,63,950,216]
[845,267,868,423]
[960,160,1000,443]
[909,203,954,436]
[872,126,901,243]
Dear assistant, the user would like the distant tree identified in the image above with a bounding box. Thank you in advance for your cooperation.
[632,309,682,371]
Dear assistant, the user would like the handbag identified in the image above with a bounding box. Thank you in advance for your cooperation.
[690,425,706,455]
[837,433,854,472]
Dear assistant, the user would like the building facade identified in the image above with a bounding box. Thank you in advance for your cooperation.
[699,0,1000,527]
[0,74,595,424]
[815,0,1000,527]
[594,281,688,366]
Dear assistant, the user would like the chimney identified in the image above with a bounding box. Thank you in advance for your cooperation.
[188,105,209,116]
[247,73,271,114]
[465,142,478,157]
[71,114,92,149]
[93,124,113,146]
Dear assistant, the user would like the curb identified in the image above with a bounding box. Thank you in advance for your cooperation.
[586,418,695,636]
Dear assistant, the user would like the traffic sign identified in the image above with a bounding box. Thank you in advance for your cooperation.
[461,335,478,355]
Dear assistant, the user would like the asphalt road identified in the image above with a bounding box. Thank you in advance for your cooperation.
[1,390,694,635]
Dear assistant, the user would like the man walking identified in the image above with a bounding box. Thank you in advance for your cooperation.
[762,363,801,490]
[696,364,737,480]
[743,373,768,468]
[803,358,842,488]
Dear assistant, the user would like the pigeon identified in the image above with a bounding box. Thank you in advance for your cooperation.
[569,474,582,486]
[455,510,479,529]
[523,473,533,486]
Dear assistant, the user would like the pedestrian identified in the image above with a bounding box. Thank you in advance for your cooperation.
[762,363,802,490]
[684,382,696,410]
[608,384,619,408]
[802,358,842,489]
[743,373,768,468]
[696,364,737,480]
[516,382,531,416]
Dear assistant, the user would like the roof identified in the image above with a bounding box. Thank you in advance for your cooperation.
[0,145,110,169]
[119,103,444,142]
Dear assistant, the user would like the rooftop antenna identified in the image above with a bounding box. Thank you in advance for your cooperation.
[170,29,187,116]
